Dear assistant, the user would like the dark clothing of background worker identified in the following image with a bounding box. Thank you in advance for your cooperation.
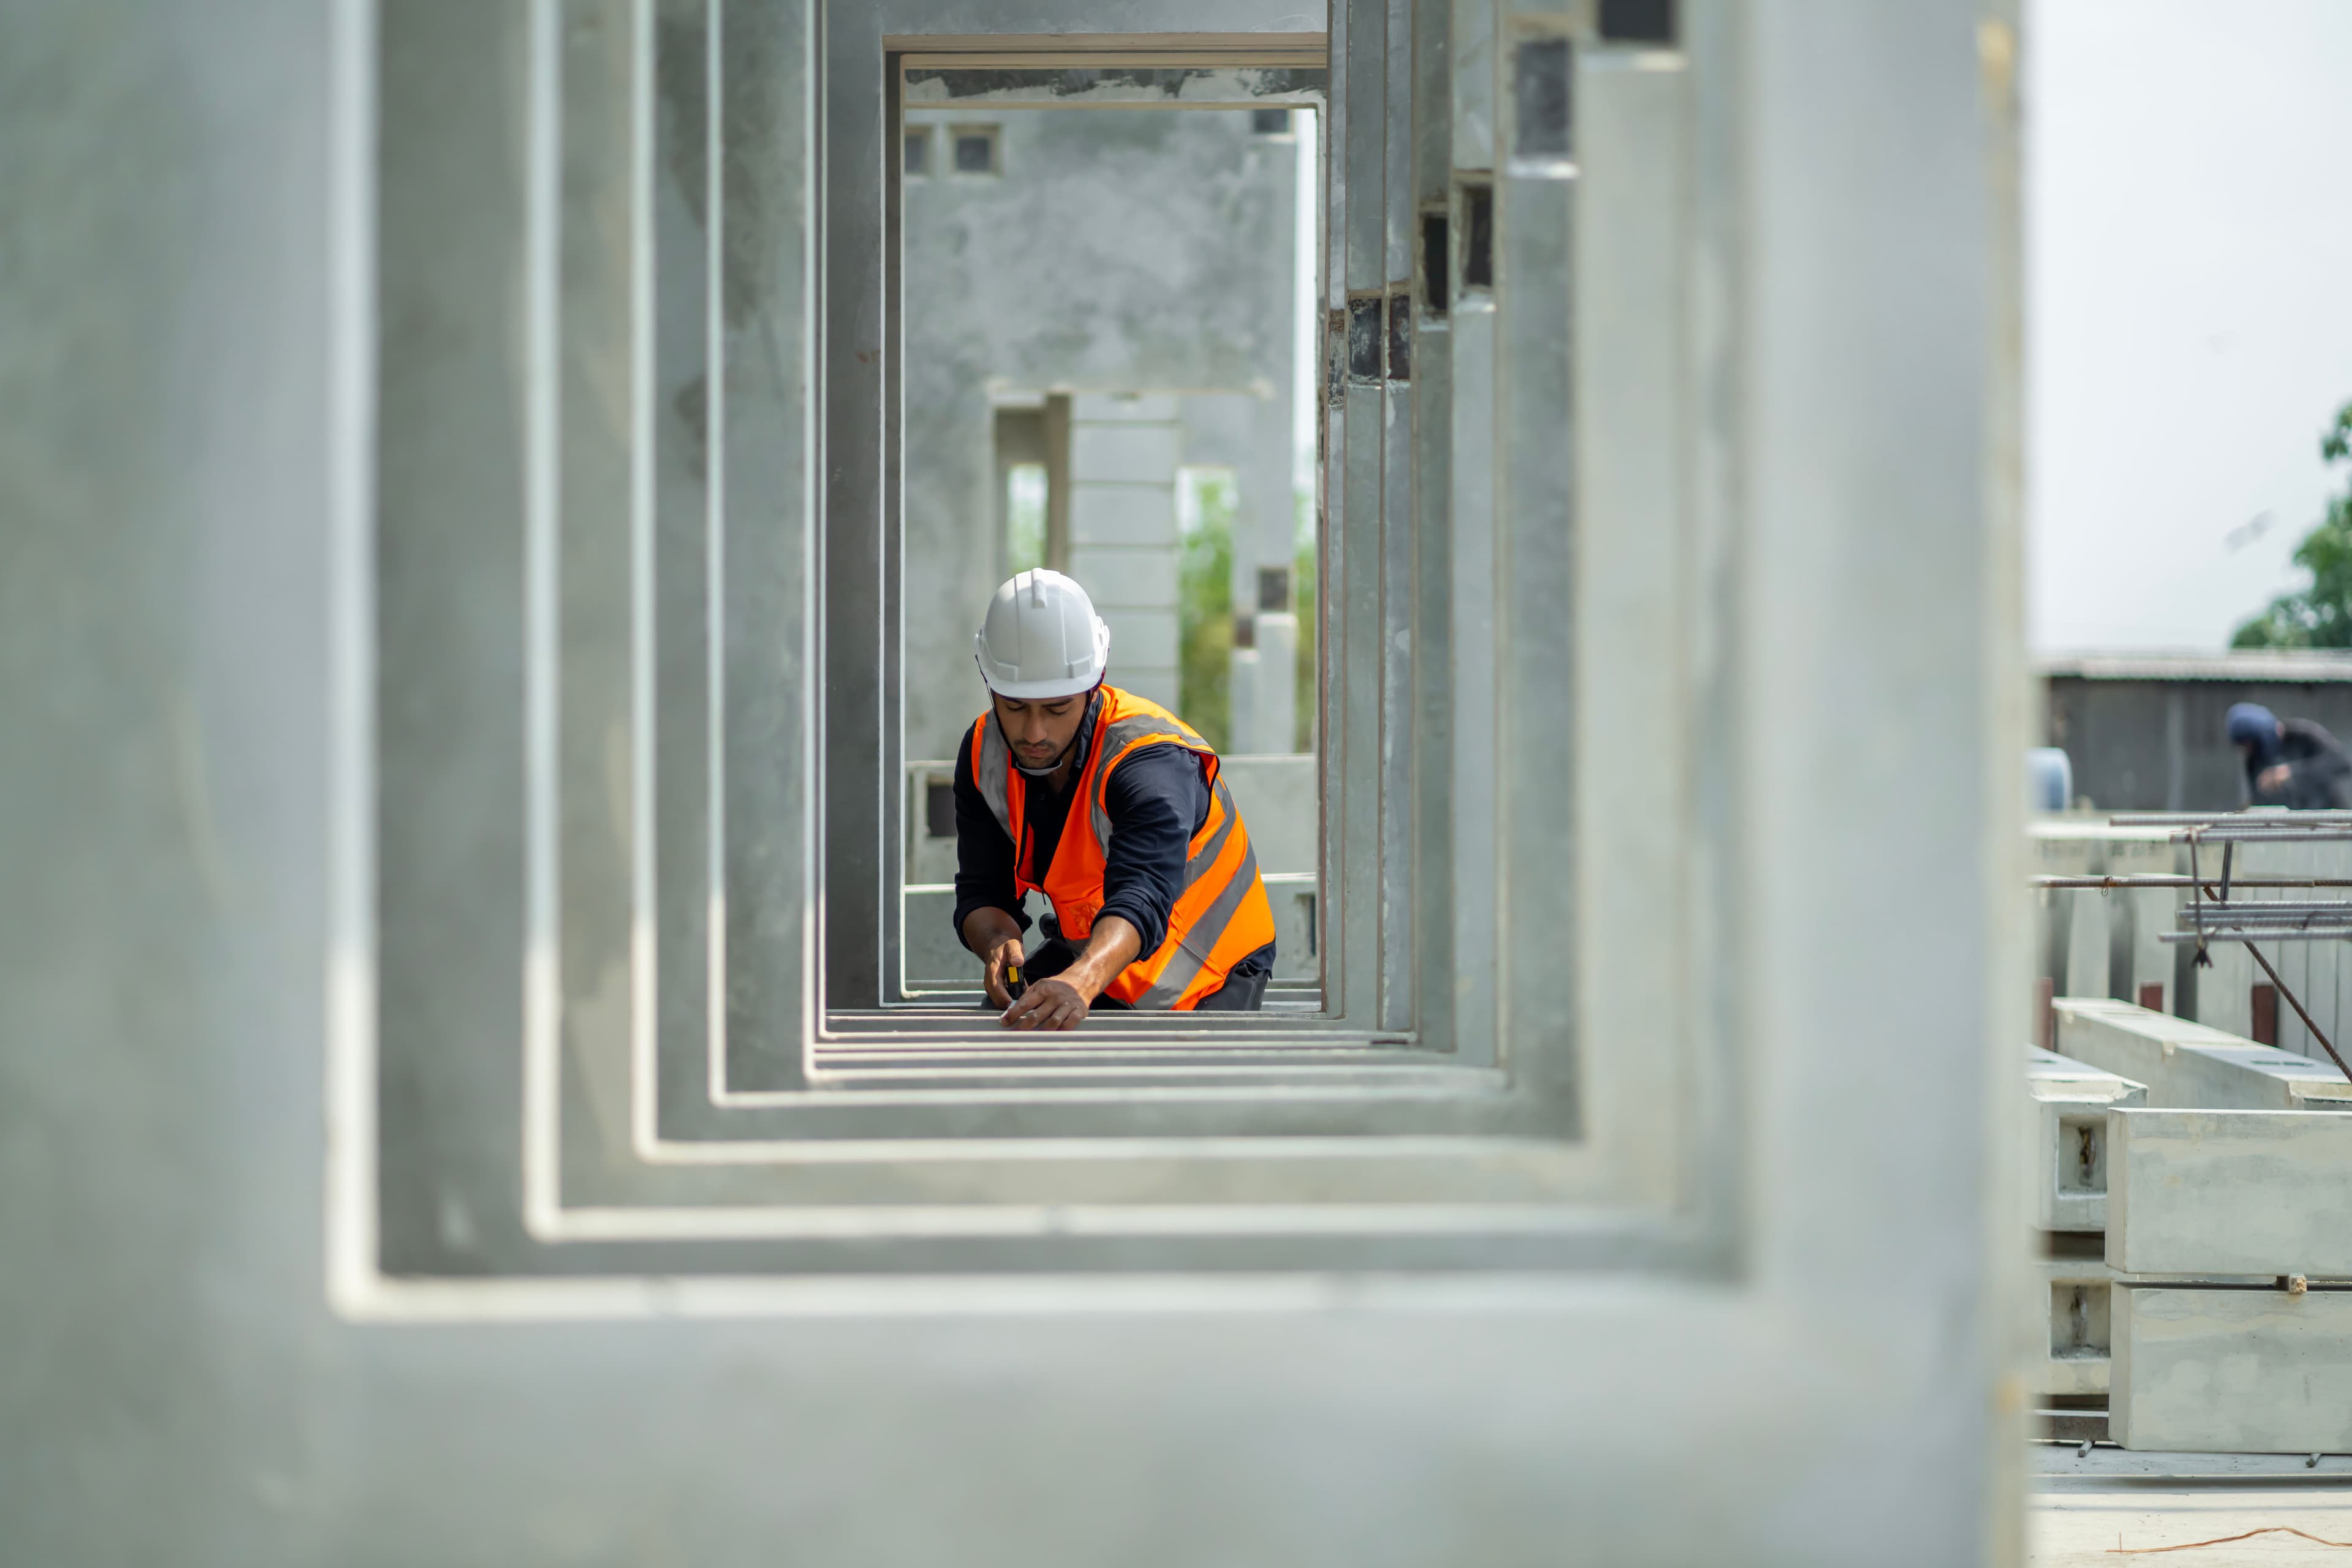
[953,570,1276,1031]
[2228,702,2352,809]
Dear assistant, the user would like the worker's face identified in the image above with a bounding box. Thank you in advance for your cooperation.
[992,690,1089,769]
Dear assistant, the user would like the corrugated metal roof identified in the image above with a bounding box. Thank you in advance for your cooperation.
[2037,650,2352,684]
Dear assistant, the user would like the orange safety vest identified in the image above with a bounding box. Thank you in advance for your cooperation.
[968,685,1276,1009]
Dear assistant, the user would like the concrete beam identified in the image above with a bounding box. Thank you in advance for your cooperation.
[2054,998,2352,1112]
[2108,1109,2352,1278]
[2114,1286,2352,1453]
[2035,1254,2115,1396]
[2027,1046,2146,1232]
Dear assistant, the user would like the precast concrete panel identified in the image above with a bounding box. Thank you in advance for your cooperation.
[5,1,2024,1562]
[1070,484,1180,547]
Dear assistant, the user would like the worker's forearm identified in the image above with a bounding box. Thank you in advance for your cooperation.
[960,906,1023,956]
[1059,916,1142,1000]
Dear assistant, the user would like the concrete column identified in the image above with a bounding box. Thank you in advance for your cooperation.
[1245,608,1297,754]
[1067,393,1182,713]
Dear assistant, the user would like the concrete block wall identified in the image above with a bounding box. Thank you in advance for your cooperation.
[1069,394,1182,713]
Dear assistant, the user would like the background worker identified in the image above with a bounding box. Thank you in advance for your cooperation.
[2227,701,2352,808]
[952,570,1276,1031]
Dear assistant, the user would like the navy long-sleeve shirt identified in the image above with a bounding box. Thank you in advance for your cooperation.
[951,713,1272,979]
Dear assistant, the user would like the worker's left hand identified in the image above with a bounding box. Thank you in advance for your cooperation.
[1000,976,1089,1031]
[2261,763,2293,792]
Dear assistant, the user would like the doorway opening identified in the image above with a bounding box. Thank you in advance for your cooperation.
[889,59,1328,1010]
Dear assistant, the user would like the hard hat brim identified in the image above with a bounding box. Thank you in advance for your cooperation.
[973,657,1103,701]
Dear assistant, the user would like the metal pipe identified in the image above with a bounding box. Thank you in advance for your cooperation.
[2119,816,2352,826]
[2160,930,2352,944]
[2031,875,2352,889]
[2171,829,2352,843]
[2241,939,2352,1084]
[2173,907,2352,921]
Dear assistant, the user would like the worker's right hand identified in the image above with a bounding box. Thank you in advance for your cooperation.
[981,937,1027,1010]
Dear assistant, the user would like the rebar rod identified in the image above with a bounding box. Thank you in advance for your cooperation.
[2192,881,2352,1083]
[2169,829,2352,843]
[2111,811,2352,826]
[2242,941,2352,1084]
[2030,875,2352,889]
[2160,930,2352,943]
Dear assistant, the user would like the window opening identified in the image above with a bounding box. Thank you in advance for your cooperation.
[1512,39,1575,163]
[1599,0,1678,44]
[1459,179,1494,293]
[1420,209,1450,317]
[950,124,1001,175]
[903,126,932,177]
[1005,463,1048,576]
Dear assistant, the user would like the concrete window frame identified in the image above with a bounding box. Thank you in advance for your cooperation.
[339,0,1753,1298]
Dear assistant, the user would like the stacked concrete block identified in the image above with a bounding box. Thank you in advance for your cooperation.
[2107,1109,2352,1453]
[2037,1253,2117,1398]
[2053,998,2352,1111]
[1068,394,1182,715]
[2025,1048,2146,1401]
[2027,1046,2147,1233]
[2030,1008,2352,1452]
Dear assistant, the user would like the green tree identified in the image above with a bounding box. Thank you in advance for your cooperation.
[2233,402,2352,648]
[1178,473,1235,751]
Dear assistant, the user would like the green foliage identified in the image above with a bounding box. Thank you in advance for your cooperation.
[1005,464,1047,576]
[1178,472,1235,752]
[2233,403,2352,649]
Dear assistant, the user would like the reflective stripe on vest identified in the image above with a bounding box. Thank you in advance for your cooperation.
[965,686,1276,1009]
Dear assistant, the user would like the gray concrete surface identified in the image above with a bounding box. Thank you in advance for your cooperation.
[2031,1485,2352,1564]
[2114,1288,2352,1455]
[1,0,2024,1561]
[2108,1109,2352,1278]
[2055,1000,2352,1112]
[902,105,1303,763]
[2027,1047,2146,1233]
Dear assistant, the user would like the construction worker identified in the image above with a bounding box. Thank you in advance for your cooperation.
[2228,702,2352,809]
[953,570,1278,1030]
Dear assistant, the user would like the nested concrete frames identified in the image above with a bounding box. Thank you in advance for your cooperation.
[342,0,1741,1306]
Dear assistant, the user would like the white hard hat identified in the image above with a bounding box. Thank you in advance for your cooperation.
[973,569,1110,699]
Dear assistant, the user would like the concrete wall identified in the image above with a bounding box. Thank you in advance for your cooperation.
[4,1,2023,1560]
[902,106,1301,762]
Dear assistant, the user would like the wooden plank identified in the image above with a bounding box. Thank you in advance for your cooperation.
[2113,1286,2352,1453]
[2054,998,2352,1112]
[2108,1108,2352,1277]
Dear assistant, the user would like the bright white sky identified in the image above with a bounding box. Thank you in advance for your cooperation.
[2027,0,2352,652]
